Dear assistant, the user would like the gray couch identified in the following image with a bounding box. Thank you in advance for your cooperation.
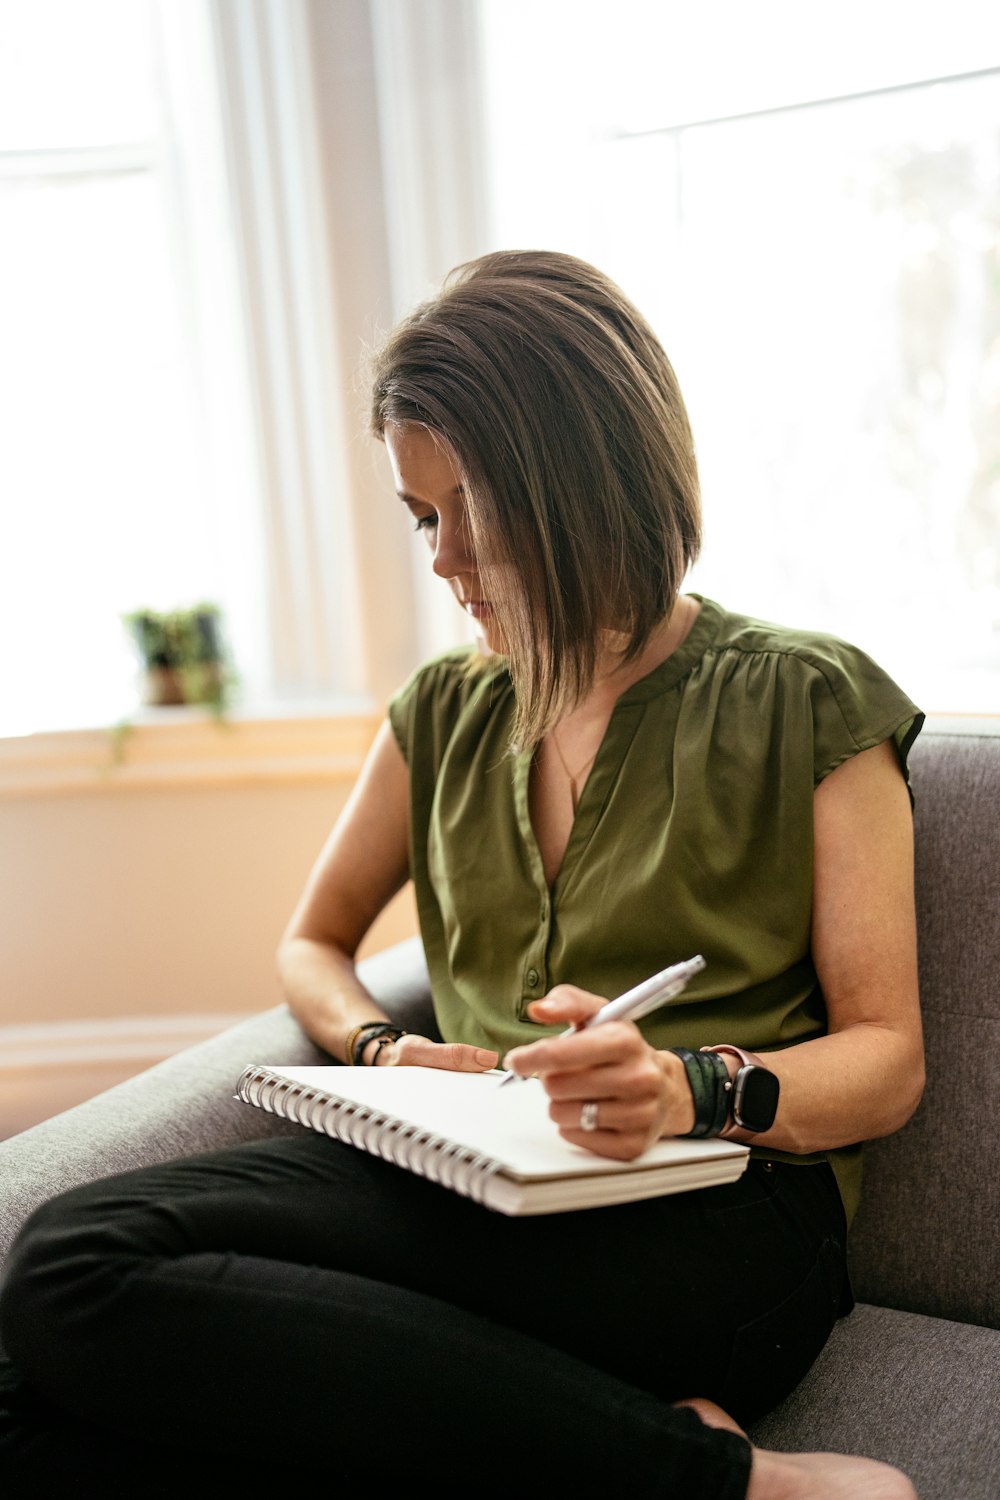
[1,729,998,1498]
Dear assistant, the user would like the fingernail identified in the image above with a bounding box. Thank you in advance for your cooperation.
[476,1049,497,1068]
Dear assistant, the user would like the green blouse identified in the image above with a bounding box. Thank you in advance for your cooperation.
[388,595,924,1224]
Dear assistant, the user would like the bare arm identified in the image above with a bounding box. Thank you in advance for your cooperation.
[736,734,925,1153]
[277,718,497,1072]
[505,738,924,1159]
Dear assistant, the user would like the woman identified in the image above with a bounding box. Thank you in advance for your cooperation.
[1,252,922,1498]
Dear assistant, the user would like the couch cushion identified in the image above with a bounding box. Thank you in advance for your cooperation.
[748,1302,1000,1500]
[847,732,1000,1328]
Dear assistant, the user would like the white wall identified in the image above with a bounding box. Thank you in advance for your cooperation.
[0,718,418,1137]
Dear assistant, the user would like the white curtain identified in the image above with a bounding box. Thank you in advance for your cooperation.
[204,0,493,709]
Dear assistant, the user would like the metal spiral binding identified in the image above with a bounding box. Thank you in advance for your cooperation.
[236,1066,505,1206]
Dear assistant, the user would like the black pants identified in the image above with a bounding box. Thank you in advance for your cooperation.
[0,1136,851,1497]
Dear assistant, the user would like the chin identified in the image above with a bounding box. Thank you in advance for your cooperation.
[472,618,508,656]
[475,629,502,657]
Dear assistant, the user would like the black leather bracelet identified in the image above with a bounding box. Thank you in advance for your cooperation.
[367,1036,395,1066]
[351,1023,406,1067]
[669,1047,730,1138]
[705,1050,732,1136]
[669,1047,714,1136]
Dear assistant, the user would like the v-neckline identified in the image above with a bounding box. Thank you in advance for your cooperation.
[525,734,599,889]
[510,595,721,898]
[514,697,645,897]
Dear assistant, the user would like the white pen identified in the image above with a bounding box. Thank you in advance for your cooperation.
[496,954,706,1087]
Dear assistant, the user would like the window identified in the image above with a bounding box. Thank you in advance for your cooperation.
[8,1,995,736]
[477,0,1000,713]
[0,0,266,738]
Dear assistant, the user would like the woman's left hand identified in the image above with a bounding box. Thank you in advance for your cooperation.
[502,985,695,1159]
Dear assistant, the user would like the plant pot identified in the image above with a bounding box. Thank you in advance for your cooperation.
[140,667,188,707]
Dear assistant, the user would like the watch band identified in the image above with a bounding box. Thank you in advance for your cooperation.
[701,1045,779,1135]
[668,1048,730,1137]
[702,1044,763,1069]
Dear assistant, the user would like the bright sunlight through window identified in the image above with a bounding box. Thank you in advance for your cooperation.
[478,0,1000,715]
[0,0,259,737]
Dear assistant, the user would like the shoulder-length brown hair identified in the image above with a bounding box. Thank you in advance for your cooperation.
[369,249,701,751]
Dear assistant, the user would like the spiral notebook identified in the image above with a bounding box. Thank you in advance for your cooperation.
[234,1063,749,1216]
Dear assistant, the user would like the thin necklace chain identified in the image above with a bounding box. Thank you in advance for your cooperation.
[549,728,599,813]
[545,596,697,813]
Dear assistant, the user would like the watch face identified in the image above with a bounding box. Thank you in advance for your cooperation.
[734,1066,780,1132]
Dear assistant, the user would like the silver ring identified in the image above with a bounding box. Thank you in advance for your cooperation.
[580,1101,599,1133]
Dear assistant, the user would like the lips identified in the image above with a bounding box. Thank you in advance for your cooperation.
[462,600,493,619]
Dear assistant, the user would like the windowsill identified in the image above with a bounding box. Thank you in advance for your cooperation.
[919,713,1000,736]
[0,703,381,798]
[0,707,995,801]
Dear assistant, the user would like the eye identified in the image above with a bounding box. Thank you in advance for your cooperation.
[412,514,438,533]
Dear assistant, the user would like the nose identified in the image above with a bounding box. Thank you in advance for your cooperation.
[430,512,476,580]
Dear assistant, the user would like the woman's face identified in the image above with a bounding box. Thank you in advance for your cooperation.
[384,422,503,652]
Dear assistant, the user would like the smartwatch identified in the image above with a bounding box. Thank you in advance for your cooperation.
[702,1045,780,1134]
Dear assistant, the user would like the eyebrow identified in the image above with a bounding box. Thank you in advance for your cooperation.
[396,486,464,505]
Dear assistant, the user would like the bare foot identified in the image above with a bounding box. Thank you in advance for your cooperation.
[749,1449,917,1500]
[673,1397,918,1500]
[673,1396,748,1437]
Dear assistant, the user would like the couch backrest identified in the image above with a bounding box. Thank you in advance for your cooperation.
[848,730,1000,1328]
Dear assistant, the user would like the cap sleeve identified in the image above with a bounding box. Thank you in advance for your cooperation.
[387,646,506,770]
[801,636,924,799]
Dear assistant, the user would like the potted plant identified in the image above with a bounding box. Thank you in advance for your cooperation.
[122,603,233,713]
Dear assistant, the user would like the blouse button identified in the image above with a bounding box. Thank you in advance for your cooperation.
[526,968,539,988]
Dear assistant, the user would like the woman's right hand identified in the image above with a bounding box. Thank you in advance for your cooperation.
[374,1034,498,1072]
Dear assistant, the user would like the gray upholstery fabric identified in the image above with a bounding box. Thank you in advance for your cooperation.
[848,734,1000,1328]
[0,936,437,1266]
[749,1303,1000,1500]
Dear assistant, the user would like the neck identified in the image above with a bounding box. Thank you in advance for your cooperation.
[593,593,699,695]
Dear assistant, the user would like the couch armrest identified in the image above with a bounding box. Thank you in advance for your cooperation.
[847,732,1000,1329]
[0,937,435,1268]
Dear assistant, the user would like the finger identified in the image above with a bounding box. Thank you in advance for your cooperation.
[526,984,606,1027]
[550,1097,618,1134]
[542,1044,669,1099]
[551,1091,665,1159]
[548,1094,657,1137]
[505,1021,640,1080]
[391,1036,497,1072]
[539,1068,632,1104]
[555,1122,651,1161]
